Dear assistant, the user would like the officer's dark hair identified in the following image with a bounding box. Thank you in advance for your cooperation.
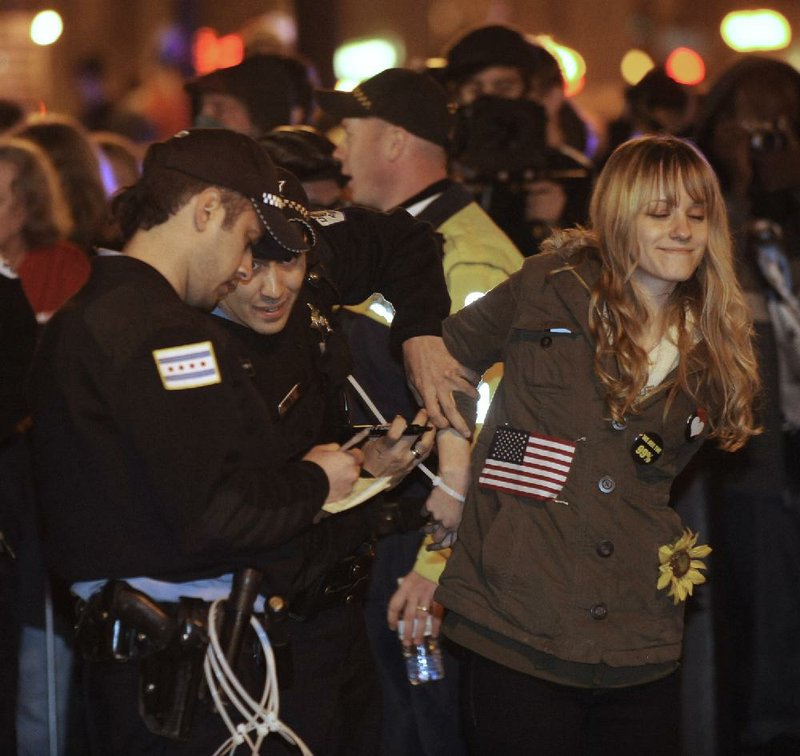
[111,167,250,245]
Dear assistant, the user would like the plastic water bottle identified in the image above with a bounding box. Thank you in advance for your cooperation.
[398,615,445,685]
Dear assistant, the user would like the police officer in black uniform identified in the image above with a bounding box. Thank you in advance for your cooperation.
[211,170,448,753]
[28,129,451,754]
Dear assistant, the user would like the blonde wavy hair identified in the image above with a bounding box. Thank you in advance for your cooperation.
[544,135,760,451]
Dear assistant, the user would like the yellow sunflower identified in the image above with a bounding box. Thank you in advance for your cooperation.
[657,529,712,605]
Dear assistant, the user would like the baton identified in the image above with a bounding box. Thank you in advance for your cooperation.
[220,567,263,669]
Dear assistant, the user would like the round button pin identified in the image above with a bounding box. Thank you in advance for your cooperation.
[631,432,663,465]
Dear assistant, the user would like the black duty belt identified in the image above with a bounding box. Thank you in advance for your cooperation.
[75,575,291,741]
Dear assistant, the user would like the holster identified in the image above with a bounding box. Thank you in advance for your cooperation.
[75,580,178,662]
[75,578,290,742]
[138,598,208,741]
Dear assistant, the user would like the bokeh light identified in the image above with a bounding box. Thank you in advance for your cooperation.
[721,9,791,52]
[192,28,244,74]
[620,49,655,85]
[30,10,63,46]
[535,35,586,97]
[665,47,705,86]
[334,37,403,83]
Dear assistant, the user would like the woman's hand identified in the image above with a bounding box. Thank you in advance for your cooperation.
[361,409,435,487]
[423,429,470,530]
[388,570,442,646]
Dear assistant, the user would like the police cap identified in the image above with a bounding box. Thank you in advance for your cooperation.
[316,68,454,148]
[144,128,311,255]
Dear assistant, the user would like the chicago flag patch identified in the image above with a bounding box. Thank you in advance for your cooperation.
[153,341,221,390]
[479,426,576,501]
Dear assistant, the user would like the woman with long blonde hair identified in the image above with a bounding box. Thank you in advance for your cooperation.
[429,135,760,754]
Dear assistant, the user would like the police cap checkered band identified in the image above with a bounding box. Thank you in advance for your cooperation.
[144,129,311,254]
[251,167,316,261]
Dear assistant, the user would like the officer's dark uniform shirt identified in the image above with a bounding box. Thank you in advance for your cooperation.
[208,206,451,598]
[30,255,329,585]
[30,208,450,592]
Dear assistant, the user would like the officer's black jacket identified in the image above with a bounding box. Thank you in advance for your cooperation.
[29,208,449,587]
[208,206,451,598]
[308,205,449,353]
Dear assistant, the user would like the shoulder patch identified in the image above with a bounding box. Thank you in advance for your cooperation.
[310,209,346,227]
[153,341,221,390]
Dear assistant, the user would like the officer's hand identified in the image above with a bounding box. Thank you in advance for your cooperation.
[402,336,478,437]
[302,443,364,504]
[362,410,435,486]
[388,570,442,646]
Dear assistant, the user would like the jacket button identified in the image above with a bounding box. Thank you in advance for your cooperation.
[596,540,614,557]
[611,418,627,431]
[597,476,615,494]
[590,603,608,620]
[540,335,552,348]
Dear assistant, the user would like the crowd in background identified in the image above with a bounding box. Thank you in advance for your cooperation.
[1,18,799,756]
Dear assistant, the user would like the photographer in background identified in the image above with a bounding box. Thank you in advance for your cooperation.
[185,54,312,138]
[598,65,694,169]
[439,24,593,256]
[693,57,800,755]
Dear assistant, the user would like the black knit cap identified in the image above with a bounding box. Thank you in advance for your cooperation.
[443,24,541,82]
[184,55,296,135]
[315,68,454,147]
[144,128,311,255]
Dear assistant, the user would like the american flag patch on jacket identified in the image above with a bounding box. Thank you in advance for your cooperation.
[153,341,221,390]
[478,426,576,500]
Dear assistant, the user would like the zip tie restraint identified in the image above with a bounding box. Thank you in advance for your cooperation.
[204,600,312,756]
[346,375,465,503]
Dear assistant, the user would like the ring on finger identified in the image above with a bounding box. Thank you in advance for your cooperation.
[410,443,423,460]
[416,605,430,613]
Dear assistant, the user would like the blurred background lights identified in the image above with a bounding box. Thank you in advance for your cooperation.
[535,35,586,97]
[665,47,705,86]
[721,9,791,51]
[30,10,63,46]
[333,37,403,85]
[620,49,655,85]
[192,28,244,74]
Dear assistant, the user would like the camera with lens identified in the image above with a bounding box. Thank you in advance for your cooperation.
[449,95,550,182]
[448,94,592,257]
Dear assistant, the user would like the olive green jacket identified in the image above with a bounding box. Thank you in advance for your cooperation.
[437,246,711,685]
